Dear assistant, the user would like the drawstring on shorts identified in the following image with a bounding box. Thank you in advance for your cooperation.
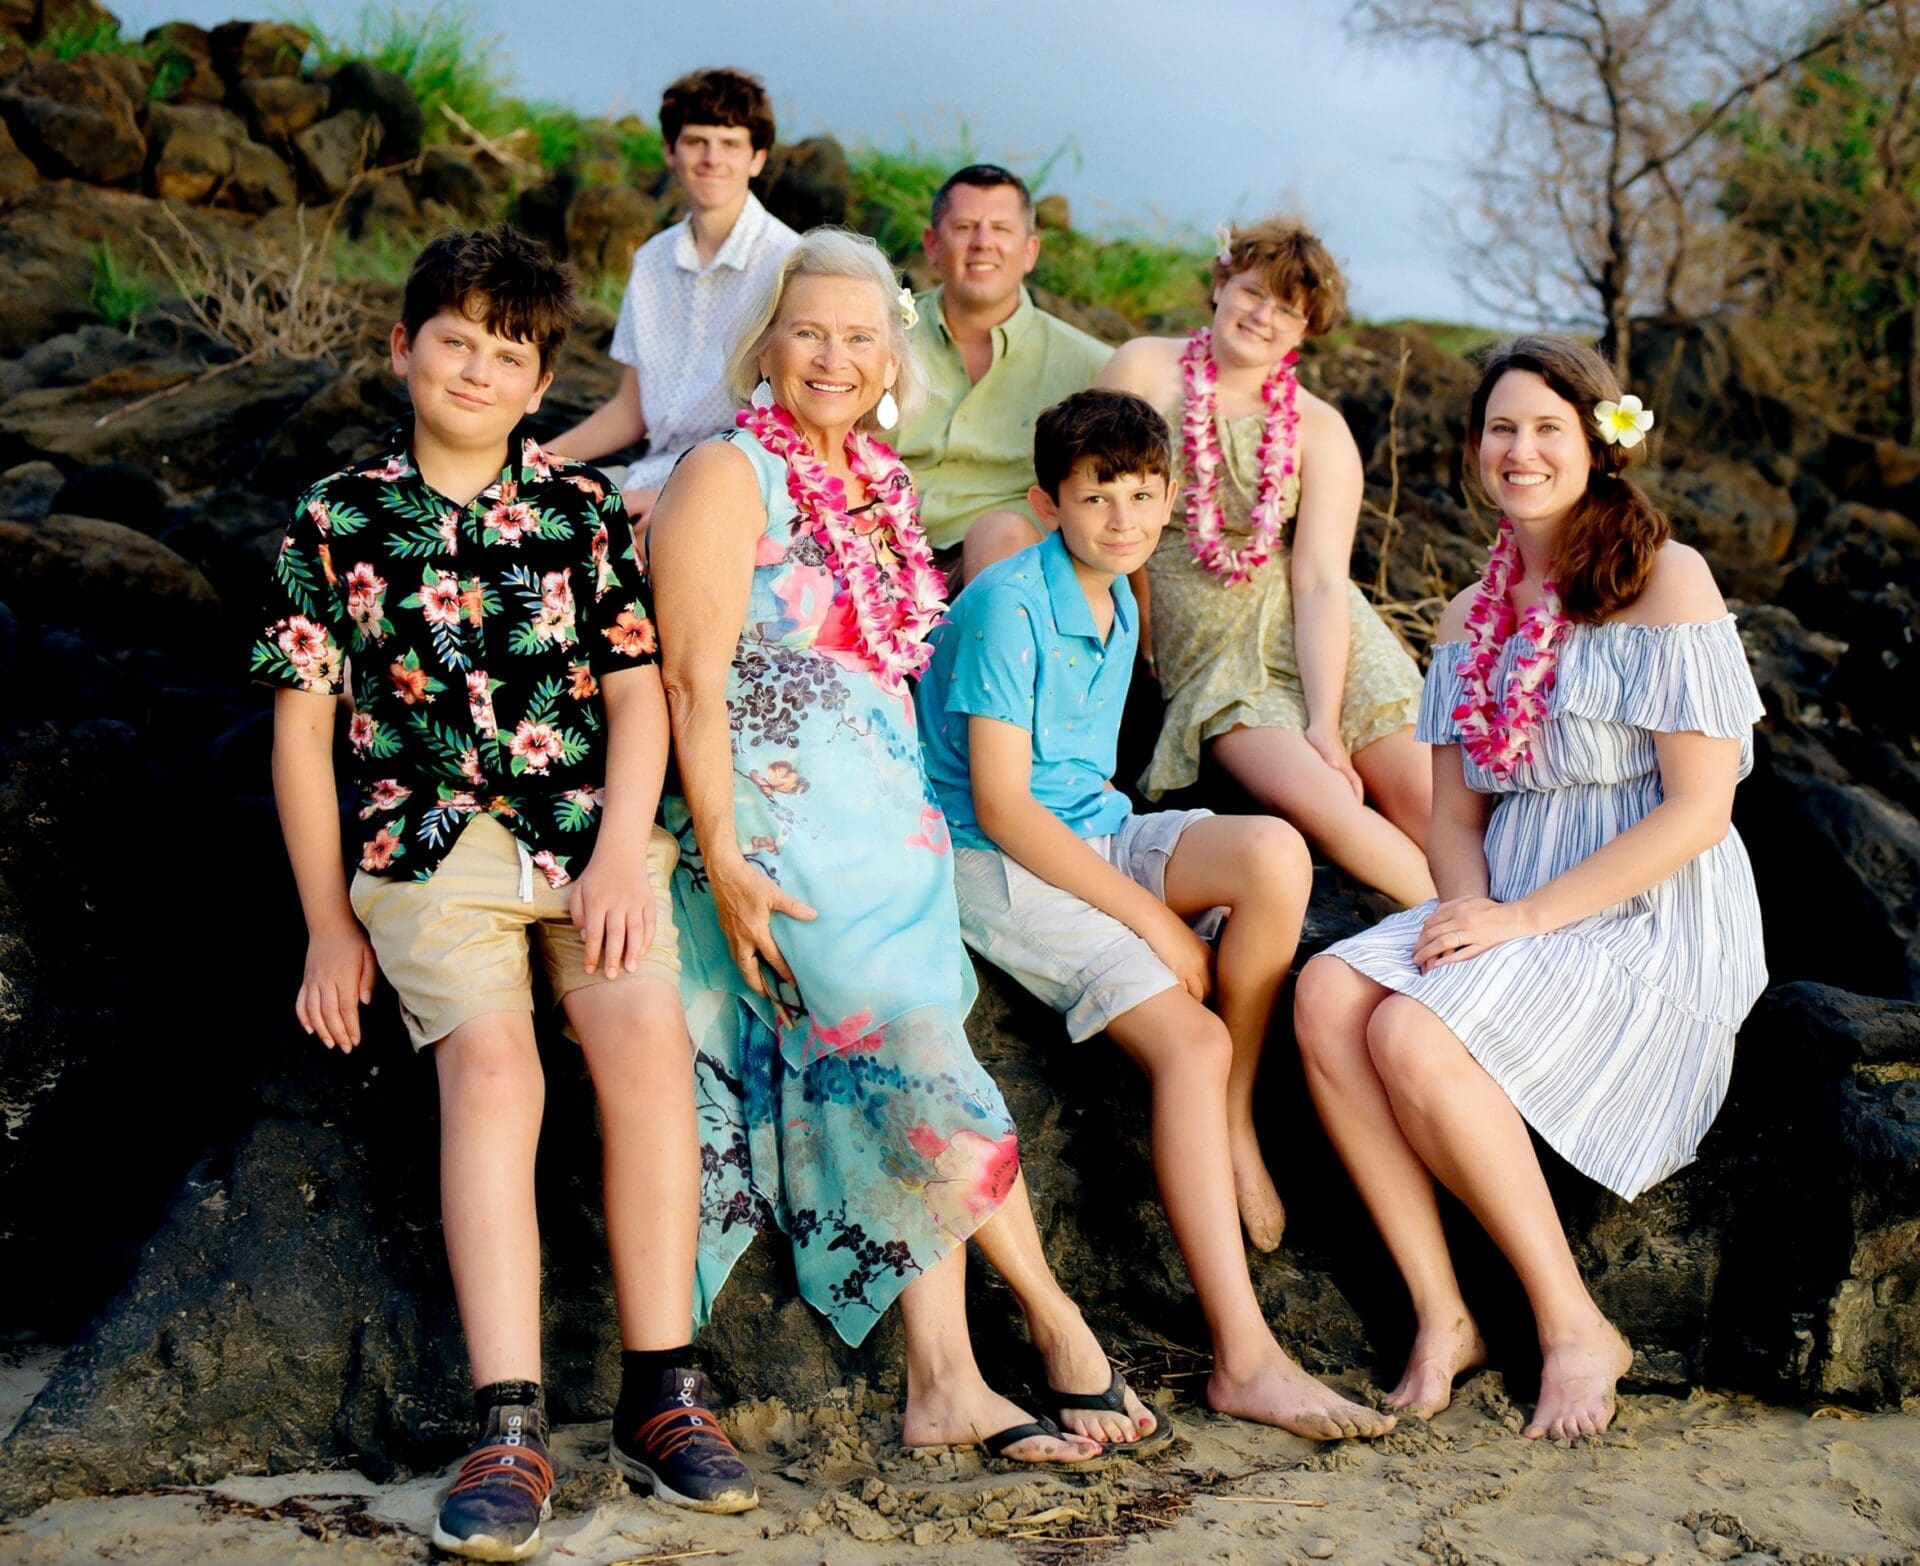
[515,838,534,903]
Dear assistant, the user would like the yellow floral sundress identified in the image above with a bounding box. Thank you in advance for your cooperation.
[1141,404,1423,798]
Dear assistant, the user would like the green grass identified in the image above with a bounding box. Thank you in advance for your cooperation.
[849,141,961,259]
[33,17,143,59]
[293,2,508,143]
[1032,228,1211,326]
[86,243,158,335]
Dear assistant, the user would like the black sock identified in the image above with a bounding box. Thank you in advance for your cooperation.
[475,1379,545,1434]
[615,1345,696,1426]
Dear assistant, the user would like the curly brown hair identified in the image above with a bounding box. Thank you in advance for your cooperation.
[1212,217,1347,338]
[659,67,776,153]
[1465,334,1672,624]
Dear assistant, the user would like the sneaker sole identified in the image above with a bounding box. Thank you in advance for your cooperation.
[610,1444,759,1514]
[430,1499,551,1562]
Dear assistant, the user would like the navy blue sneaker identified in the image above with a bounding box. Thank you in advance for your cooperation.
[611,1368,758,1514]
[432,1402,555,1561]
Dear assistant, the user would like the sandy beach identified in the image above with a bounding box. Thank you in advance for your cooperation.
[5,1352,1917,1566]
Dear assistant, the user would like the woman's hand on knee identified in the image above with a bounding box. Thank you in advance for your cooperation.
[1305,720,1364,804]
[708,851,817,997]
[1412,896,1532,973]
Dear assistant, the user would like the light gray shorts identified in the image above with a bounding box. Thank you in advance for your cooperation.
[951,808,1224,1041]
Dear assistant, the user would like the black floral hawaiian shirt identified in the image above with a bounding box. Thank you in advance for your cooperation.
[252,421,659,886]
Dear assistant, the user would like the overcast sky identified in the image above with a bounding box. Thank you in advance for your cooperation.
[115,0,1494,324]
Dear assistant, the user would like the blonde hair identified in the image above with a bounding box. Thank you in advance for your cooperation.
[724,227,928,430]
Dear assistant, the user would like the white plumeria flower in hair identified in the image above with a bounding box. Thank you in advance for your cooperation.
[1593,393,1655,449]
[897,286,919,331]
[1215,223,1235,265]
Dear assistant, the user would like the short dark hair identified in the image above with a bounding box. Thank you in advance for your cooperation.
[400,225,581,375]
[659,67,776,153]
[1033,390,1173,499]
[930,163,1033,230]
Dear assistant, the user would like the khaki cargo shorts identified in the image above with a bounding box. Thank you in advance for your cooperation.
[349,814,680,1050]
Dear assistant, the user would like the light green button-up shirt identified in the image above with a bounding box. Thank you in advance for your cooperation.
[897,285,1114,552]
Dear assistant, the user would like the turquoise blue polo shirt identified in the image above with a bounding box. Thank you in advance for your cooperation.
[917,530,1137,851]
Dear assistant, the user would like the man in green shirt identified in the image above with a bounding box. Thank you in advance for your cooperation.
[897,164,1114,583]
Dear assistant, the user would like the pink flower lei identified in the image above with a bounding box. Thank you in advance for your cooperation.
[1179,328,1303,584]
[736,401,948,695]
[1451,515,1570,779]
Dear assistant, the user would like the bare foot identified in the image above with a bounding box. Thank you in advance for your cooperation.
[1209,1350,1396,1440]
[1231,1130,1286,1252]
[901,1381,1102,1464]
[1525,1322,1633,1441]
[1031,1310,1157,1445]
[1386,1311,1488,1419]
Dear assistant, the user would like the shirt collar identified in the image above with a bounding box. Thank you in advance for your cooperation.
[931,284,1039,351]
[384,416,535,498]
[673,192,769,275]
[1039,528,1130,643]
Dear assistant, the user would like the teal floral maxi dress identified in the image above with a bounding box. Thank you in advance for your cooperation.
[665,428,1020,1346]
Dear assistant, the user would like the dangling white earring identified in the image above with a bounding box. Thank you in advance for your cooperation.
[750,377,775,410]
[875,388,899,430]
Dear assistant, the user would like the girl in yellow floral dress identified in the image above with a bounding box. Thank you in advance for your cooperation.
[1098,218,1434,906]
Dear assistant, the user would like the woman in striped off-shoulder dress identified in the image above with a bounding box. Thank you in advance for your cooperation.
[1294,335,1766,1445]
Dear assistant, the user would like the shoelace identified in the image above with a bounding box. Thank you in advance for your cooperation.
[630,1405,740,1466]
[447,1440,555,1506]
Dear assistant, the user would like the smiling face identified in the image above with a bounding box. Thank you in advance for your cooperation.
[1033,461,1173,581]
[921,182,1039,315]
[1210,269,1310,371]
[1475,369,1594,528]
[391,306,552,454]
[758,273,899,445]
[665,121,767,215]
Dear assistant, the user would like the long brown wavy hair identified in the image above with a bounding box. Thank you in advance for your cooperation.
[1464,335,1670,623]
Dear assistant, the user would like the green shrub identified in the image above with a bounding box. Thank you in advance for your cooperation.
[86,243,157,335]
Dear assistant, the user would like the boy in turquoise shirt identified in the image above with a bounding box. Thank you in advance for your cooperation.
[917,390,1395,1442]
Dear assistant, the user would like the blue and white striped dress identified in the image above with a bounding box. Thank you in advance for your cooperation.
[1325,616,1767,1201]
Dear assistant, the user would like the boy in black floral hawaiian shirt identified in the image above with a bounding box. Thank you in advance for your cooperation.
[255,227,756,1562]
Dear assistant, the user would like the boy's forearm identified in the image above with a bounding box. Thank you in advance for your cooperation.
[978,789,1162,933]
[272,700,356,935]
[595,667,669,853]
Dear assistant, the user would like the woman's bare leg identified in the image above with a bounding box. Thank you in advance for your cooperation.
[1212,726,1436,906]
[971,1177,1155,1445]
[1364,993,1632,1439]
[1293,956,1485,1416]
[1352,727,1433,849]
[895,1242,1101,1462]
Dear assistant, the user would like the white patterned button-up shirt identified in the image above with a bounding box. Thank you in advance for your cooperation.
[609,192,801,491]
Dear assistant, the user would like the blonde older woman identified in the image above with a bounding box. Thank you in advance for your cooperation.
[649,229,1156,1463]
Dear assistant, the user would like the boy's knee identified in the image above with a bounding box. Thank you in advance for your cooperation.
[1175,1008,1234,1082]
[435,1019,542,1096]
[1237,816,1311,895]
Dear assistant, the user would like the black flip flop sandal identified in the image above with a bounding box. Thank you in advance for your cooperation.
[1049,1368,1176,1456]
[977,1414,1109,1469]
